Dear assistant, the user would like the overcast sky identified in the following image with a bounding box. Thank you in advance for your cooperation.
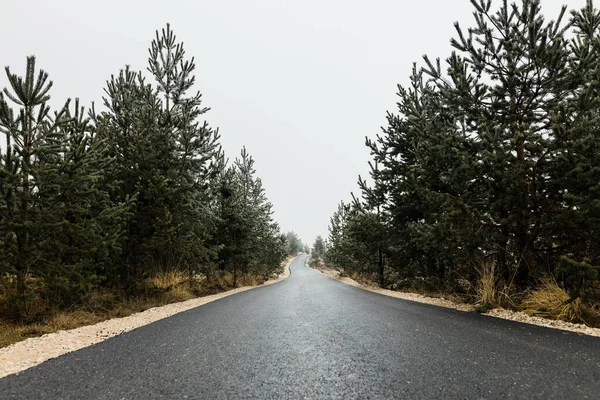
[0,0,585,245]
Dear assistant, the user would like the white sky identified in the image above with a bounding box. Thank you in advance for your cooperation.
[0,0,585,245]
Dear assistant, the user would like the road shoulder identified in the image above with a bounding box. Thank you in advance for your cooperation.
[306,259,600,338]
[0,256,296,379]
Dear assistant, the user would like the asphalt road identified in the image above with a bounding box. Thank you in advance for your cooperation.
[1,255,600,399]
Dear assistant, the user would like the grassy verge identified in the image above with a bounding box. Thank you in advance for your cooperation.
[311,258,600,329]
[0,268,281,349]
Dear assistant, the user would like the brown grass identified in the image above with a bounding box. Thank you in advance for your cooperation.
[49,311,100,329]
[237,274,264,287]
[520,277,600,324]
[475,261,499,307]
[470,261,524,311]
[0,311,102,348]
[145,270,189,291]
[0,269,275,348]
[160,285,195,303]
[0,323,54,349]
[211,273,234,290]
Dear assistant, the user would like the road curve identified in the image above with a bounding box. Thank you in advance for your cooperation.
[1,255,599,399]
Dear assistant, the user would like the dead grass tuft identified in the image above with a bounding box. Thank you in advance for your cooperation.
[49,311,100,330]
[0,322,55,349]
[475,261,500,308]
[161,285,195,303]
[141,270,196,303]
[213,273,234,289]
[520,277,599,324]
[237,274,265,287]
[207,272,267,290]
[145,270,189,291]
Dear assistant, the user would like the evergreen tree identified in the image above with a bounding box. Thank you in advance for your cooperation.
[213,148,285,285]
[312,236,326,258]
[0,57,128,316]
[326,201,350,268]
[94,24,222,277]
[329,0,600,298]
[0,24,289,320]
[285,231,303,255]
[427,0,572,283]
[549,1,600,297]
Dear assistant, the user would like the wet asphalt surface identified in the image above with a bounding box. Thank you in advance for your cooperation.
[1,255,600,399]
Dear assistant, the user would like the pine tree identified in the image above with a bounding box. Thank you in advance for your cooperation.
[312,236,326,258]
[213,148,285,285]
[427,0,572,283]
[36,101,130,303]
[549,1,600,297]
[285,231,303,255]
[329,0,600,295]
[0,57,128,316]
[94,24,222,277]
[0,56,66,295]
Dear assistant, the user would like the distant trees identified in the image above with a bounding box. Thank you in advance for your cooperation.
[311,236,326,258]
[285,231,303,255]
[0,25,286,321]
[327,0,600,301]
[213,147,286,286]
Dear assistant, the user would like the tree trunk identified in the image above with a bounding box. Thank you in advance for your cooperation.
[497,209,509,283]
[378,247,384,288]
[16,105,32,295]
[233,263,237,288]
[515,226,536,286]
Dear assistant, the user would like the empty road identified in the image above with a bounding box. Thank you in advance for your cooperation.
[1,255,599,399]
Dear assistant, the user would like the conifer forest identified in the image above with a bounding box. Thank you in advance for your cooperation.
[4,1,600,398]
[324,0,600,324]
[3,0,600,332]
[0,25,291,324]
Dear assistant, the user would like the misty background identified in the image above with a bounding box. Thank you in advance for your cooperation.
[0,0,580,244]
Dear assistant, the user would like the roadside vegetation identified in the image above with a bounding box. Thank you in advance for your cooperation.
[0,25,304,346]
[322,0,600,328]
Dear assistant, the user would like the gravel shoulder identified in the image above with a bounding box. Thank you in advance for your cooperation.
[307,260,600,338]
[0,256,295,379]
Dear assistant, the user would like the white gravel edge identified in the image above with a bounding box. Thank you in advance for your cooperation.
[306,258,600,338]
[0,256,295,379]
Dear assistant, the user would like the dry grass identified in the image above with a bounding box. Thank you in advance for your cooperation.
[145,270,189,291]
[0,294,192,348]
[207,272,267,290]
[212,273,234,289]
[142,270,196,303]
[161,285,195,303]
[471,261,524,311]
[49,311,101,330]
[0,298,156,348]
[0,323,55,349]
[237,274,264,287]
[0,271,194,348]
[0,269,276,348]
[475,261,499,307]
[520,277,599,324]
[0,310,102,349]
[347,271,377,287]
